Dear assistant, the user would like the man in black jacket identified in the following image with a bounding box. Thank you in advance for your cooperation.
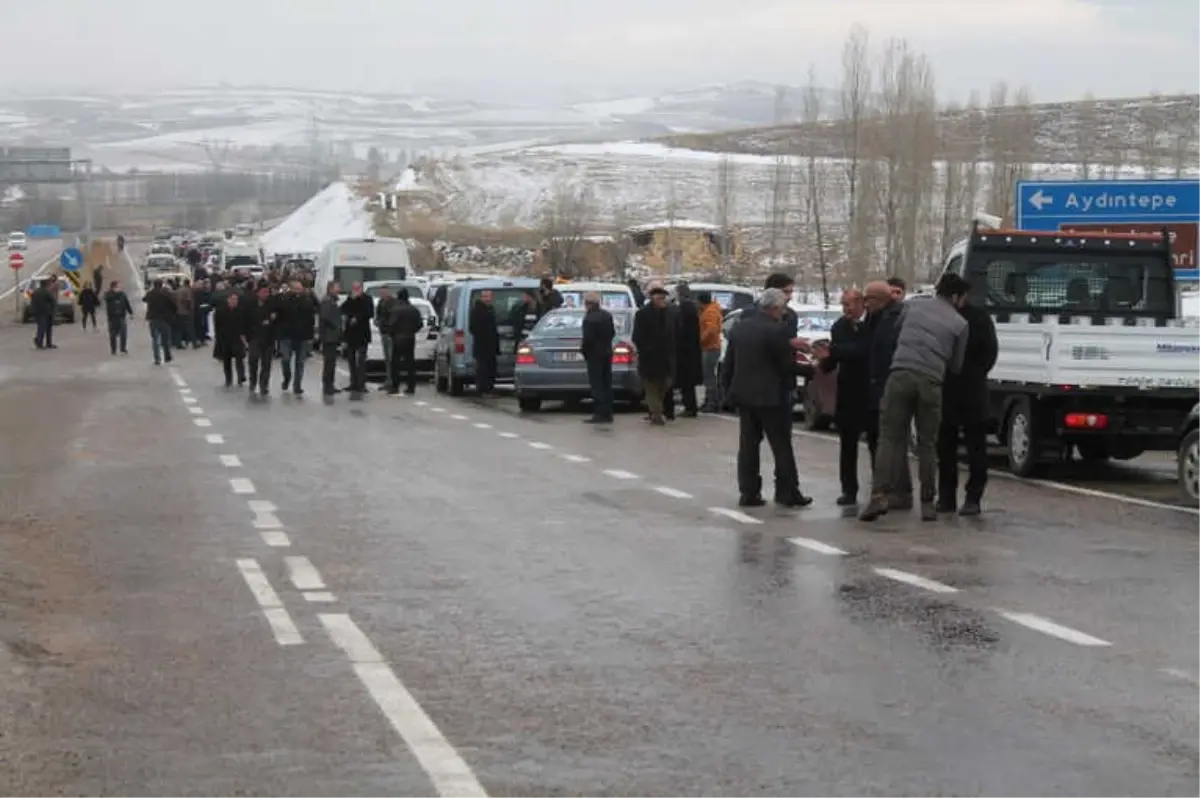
[103,280,134,355]
[143,279,177,364]
[30,278,58,350]
[863,279,912,508]
[386,289,423,396]
[212,292,248,387]
[721,288,809,508]
[936,292,998,516]
[244,281,279,396]
[468,290,500,396]
[375,287,397,390]
[278,280,317,396]
[537,277,563,318]
[580,292,616,424]
[818,288,872,505]
[318,282,343,397]
[340,281,374,396]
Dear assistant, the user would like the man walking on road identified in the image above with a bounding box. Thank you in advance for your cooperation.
[375,287,397,391]
[319,282,344,398]
[340,281,374,397]
[278,279,317,396]
[818,288,873,506]
[31,278,58,350]
[386,288,423,396]
[244,281,279,396]
[671,282,703,418]
[212,292,247,388]
[720,288,809,508]
[861,274,970,523]
[697,291,723,413]
[861,280,911,508]
[143,279,177,365]
[581,291,616,424]
[103,280,134,356]
[78,284,100,330]
[632,284,675,425]
[469,289,500,396]
[173,280,196,349]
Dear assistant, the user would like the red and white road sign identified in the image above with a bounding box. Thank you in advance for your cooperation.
[8,252,24,271]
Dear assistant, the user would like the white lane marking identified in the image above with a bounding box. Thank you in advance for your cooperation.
[182,396,197,404]
[788,536,848,556]
[235,559,303,646]
[248,500,277,513]
[284,555,326,591]
[188,406,204,415]
[430,407,446,413]
[253,512,283,529]
[603,469,639,480]
[708,507,763,524]
[205,433,224,444]
[260,530,291,547]
[450,414,468,420]
[653,486,693,499]
[219,454,242,468]
[1161,668,1199,685]
[193,418,212,427]
[179,387,192,394]
[171,373,187,387]
[318,614,487,797]
[528,441,552,450]
[304,591,337,603]
[473,422,492,429]
[874,567,959,594]
[415,401,428,407]
[996,610,1112,647]
[560,454,591,463]
[229,478,256,495]
[498,432,519,439]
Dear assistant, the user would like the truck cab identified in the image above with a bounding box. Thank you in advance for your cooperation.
[940,224,1199,476]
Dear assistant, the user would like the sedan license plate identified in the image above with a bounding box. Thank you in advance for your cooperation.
[552,352,583,363]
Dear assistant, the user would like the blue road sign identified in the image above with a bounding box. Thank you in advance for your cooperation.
[1016,179,1200,230]
[60,247,83,272]
[25,224,61,238]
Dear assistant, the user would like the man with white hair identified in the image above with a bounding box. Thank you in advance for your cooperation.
[720,287,810,508]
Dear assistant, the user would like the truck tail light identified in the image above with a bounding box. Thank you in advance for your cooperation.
[516,344,536,365]
[1064,412,1108,429]
[612,343,634,365]
[453,330,465,354]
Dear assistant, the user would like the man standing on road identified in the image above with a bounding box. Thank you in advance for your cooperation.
[212,292,247,388]
[340,281,374,397]
[78,284,100,331]
[817,288,873,506]
[469,289,500,396]
[103,280,134,356]
[143,279,177,365]
[319,282,344,398]
[31,278,58,351]
[936,278,998,516]
[386,288,423,396]
[737,273,806,423]
[861,275,970,523]
[861,280,911,508]
[671,282,703,418]
[92,262,104,296]
[375,287,397,391]
[632,284,676,425]
[721,288,808,508]
[278,279,317,397]
[697,291,724,413]
[509,292,537,354]
[174,279,196,350]
[581,291,616,424]
[537,277,563,318]
[244,281,279,397]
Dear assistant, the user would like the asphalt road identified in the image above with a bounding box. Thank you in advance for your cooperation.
[0,250,1196,796]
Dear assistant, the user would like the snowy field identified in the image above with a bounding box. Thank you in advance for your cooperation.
[259,182,375,257]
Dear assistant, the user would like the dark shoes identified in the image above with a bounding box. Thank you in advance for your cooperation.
[859,494,889,522]
[958,499,982,516]
[738,495,766,508]
[776,494,813,509]
[836,494,857,507]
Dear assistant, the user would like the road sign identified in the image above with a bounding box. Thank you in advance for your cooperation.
[1059,222,1198,281]
[62,270,82,291]
[60,247,83,272]
[26,224,61,239]
[8,252,24,271]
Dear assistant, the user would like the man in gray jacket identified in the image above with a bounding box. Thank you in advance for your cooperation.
[319,282,344,398]
[861,274,970,522]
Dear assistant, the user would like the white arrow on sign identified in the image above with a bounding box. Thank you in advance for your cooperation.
[1028,189,1053,211]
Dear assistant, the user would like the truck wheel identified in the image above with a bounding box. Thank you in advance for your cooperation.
[434,358,448,393]
[1179,429,1199,506]
[449,372,465,397]
[1005,398,1043,478]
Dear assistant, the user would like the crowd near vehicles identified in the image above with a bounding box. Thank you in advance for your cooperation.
[221,240,264,280]
[20,276,75,323]
[433,277,541,396]
[514,308,641,412]
[364,296,440,379]
[7,231,27,251]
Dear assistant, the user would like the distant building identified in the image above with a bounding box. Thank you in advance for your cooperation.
[624,219,736,274]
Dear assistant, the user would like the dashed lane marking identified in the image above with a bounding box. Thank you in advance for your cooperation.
[304,591,337,603]
[204,433,224,444]
[248,500,277,513]
[473,422,492,429]
[235,559,303,646]
[788,536,848,556]
[260,530,291,547]
[653,486,693,499]
[528,441,553,450]
[602,469,639,480]
[284,555,326,591]
[318,613,488,797]
[708,507,763,525]
[219,454,242,468]
[498,432,519,439]
[560,454,591,463]
[450,414,468,420]
[193,418,213,427]
[188,406,204,415]
[874,567,959,594]
[182,396,198,404]
[414,401,428,407]
[430,407,446,413]
[995,610,1112,647]
[230,478,256,495]
[252,512,283,529]
[179,387,192,394]
[171,374,187,388]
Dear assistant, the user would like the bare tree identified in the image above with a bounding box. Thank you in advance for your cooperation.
[839,25,873,273]
[1073,92,1099,179]
[539,179,595,278]
[801,65,831,305]
[1138,92,1165,176]
[1162,97,1198,178]
[713,154,737,268]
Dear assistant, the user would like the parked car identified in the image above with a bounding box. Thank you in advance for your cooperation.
[20,276,75,323]
[433,277,541,395]
[514,308,640,412]
[1179,403,1199,506]
[365,296,440,379]
[7,231,27,251]
[667,282,756,316]
[554,281,636,312]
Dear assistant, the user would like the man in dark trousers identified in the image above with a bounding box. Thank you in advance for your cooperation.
[278,279,317,396]
[103,280,134,355]
[340,281,374,397]
[720,288,809,508]
[632,284,675,425]
[143,279,177,364]
[244,281,279,396]
[670,282,703,418]
[862,280,911,508]
[936,281,998,516]
[78,284,100,330]
[318,282,343,397]
[469,289,500,396]
[31,278,58,350]
[375,286,397,391]
[580,291,615,424]
[386,289,423,395]
[212,292,247,387]
[817,288,872,506]
[736,272,805,423]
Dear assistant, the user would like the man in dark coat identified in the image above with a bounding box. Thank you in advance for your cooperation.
[387,289,424,395]
[244,282,279,396]
[736,272,804,422]
[277,279,318,396]
[508,292,538,354]
[143,279,177,364]
[31,278,58,350]
[670,282,703,418]
[78,284,100,330]
[580,292,616,424]
[375,287,397,390]
[818,287,872,506]
[212,292,248,387]
[721,287,808,508]
[318,282,343,397]
[936,291,998,516]
[631,284,676,425]
[103,280,134,355]
[536,277,563,318]
[627,278,645,309]
[340,281,374,396]
[863,279,911,508]
[468,290,500,395]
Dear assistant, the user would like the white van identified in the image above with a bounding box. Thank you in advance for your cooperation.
[221,240,263,276]
[314,237,412,300]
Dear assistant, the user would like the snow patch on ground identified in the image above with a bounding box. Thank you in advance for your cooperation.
[260,181,375,257]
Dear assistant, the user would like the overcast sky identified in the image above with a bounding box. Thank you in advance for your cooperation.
[2,0,1196,102]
